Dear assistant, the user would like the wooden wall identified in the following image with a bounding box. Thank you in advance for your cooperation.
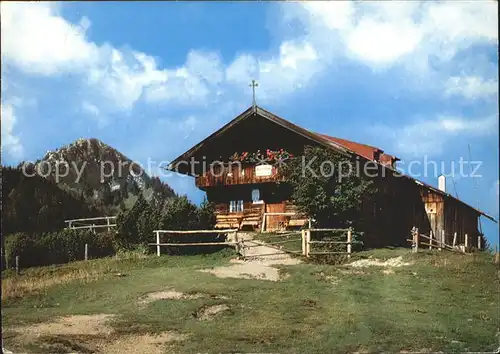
[192,114,481,243]
[196,164,283,189]
[443,200,480,246]
[207,184,308,231]
[183,115,311,176]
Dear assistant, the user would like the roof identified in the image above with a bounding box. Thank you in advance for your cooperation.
[317,134,399,164]
[168,105,496,223]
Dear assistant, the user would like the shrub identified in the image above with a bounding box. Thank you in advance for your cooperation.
[116,194,148,245]
[4,233,39,268]
[159,196,199,230]
[4,229,119,269]
[114,195,220,255]
[197,199,216,230]
[281,146,376,230]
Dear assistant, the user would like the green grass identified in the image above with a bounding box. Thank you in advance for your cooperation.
[2,248,499,353]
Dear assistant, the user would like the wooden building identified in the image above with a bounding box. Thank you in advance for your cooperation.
[168,105,496,247]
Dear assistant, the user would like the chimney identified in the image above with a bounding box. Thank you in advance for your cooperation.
[438,175,446,193]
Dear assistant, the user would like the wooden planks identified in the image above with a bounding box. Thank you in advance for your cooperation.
[195,164,284,188]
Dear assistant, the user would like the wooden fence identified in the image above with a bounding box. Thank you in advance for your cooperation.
[409,227,482,253]
[11,243,91,275]
[240,231,303,258]
[303,228,362,258]
[149,228,360,258]
[260,212,311,232]
[149,229,239,256]
[65,216,117,232]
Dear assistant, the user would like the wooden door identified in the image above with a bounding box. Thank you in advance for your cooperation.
[425,202,437,239]
[265,202,286,231]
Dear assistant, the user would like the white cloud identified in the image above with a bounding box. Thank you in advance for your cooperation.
[86,47,169,111]
[185,51,224,84]
[257,40,321,100]
[81,101,109,129]
[0,2,219,112]
[82,101,100,117]
[346,19,423,65]
[224,39,323,103]
[144,51,224,105]
[226,54,259,86]
[268,1,498,102]
[425,2,498,44]
[157,115,199,139]
[144,70,210,104]
[438,115,497,135]
[373,115,497,157]
[295,1,497,67]
[1,2,333,111]
[224,39,322,102]
[1,101,23,158]
[445,76,498,101]
[301,2,355,31]
[5,1,497,115]
[0,2,97,75]
[1,0,498,152]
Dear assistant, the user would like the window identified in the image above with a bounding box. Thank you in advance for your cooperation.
[251,189,261,203]
[229,200,244,213]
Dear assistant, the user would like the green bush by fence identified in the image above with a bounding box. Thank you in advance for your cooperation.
[4,230,118,269]
[3,195,218,269]
[116,195,218,254]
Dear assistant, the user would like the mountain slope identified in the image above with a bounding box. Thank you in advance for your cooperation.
[29,138,175,213]
[1,166,103,235]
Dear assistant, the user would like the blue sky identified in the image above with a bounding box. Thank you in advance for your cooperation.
[1,1,498,245]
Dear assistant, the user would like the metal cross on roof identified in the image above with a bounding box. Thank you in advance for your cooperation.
[249,79,259,111]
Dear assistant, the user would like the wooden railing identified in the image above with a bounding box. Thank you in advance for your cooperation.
[304,228,361,258]
[150,229,239,256]
[195,164,285,188]
[64,216,117,232]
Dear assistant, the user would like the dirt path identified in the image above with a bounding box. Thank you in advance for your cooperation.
[7,314,187,354]
[200,234,301,282]
[348,256,412,268]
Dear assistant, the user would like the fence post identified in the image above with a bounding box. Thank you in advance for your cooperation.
[156,231,161,256]
[452,232,457,248]
[301,229,306,256]
[85,243,88,261]
[477,235,481,250]
[234,231,240,254]
[347,228,352,259]
[429,230,433,250]
[410,227,415,252]
[305,230,311,257]
[464,233,468,250]
[107,217,111,232]
[15,256,19,275]
[414,227,419,253]
[439,230,444,251]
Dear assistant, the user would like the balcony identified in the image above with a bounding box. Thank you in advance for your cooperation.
[195,164,284,188]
